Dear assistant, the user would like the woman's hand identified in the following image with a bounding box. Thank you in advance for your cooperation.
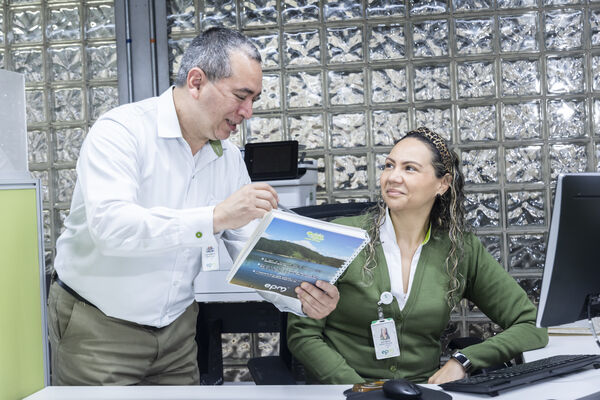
[296,280,340,320]
[428,358,467,385]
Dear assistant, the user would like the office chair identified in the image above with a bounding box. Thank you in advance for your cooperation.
[247,313,297,385]
[291,202,377,221]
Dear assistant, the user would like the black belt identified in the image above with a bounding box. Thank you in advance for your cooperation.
[54,275,97,308]
[53,273,162,331]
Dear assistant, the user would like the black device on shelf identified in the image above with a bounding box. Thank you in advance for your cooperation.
[440,354,600,397]
[244,140,299,181]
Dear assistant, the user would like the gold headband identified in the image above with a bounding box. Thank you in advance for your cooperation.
[406,127,453,174]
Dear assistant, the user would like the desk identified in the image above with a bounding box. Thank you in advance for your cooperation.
[24,336,600,400]
[20,371,600,400]
[525,334,600,361]
[23,385,349,400]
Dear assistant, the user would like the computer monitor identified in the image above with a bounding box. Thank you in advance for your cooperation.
[536,173,600,328]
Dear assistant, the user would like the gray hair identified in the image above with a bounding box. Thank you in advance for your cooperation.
[174,27,261,86]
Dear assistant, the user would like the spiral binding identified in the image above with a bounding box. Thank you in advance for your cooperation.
[329,231,369,284]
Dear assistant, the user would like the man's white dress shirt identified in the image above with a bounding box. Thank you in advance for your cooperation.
[54,87,251,327]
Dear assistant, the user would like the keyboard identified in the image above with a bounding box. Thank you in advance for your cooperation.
[440,354,600,397]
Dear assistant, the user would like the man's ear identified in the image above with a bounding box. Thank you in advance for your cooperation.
[187,67,207,98]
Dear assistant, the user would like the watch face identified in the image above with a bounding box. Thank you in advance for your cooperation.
[454,353,468,363]
[453,352,472,370]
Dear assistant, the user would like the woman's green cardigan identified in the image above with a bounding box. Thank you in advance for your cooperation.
[287,214,548,384]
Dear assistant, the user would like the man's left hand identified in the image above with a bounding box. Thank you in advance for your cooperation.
[295,280,339,320]
[428,358,467,384]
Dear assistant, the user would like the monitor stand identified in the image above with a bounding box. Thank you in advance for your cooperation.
[586,294,600,349]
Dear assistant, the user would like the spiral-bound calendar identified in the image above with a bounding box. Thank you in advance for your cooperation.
[227,209,369,300]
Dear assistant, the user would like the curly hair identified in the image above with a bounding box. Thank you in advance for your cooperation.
[362,127,467,307]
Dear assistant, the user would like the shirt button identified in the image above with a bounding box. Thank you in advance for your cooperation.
[390,365,397,372]
[172,281,179,286]
[196,231,203,238]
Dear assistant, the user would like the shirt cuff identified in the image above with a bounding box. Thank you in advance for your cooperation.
[178,205,218,246]
[257,290,307,317]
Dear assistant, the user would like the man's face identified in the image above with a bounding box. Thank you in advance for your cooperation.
[198,51,262,141]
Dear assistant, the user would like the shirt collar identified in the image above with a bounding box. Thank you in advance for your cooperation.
[422,223,431,245]
[157,86,181,139]
[157,86,223,157]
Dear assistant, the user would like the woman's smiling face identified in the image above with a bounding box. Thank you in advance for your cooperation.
[380,137,449,214]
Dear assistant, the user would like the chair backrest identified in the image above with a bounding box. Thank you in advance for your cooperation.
[292,202,376,221]
[247,356,297,385]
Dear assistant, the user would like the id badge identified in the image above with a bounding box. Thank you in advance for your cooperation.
[371,318,400,360]
[201,239,219,271]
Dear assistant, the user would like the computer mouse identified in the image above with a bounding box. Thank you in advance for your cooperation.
[382,378,423,399]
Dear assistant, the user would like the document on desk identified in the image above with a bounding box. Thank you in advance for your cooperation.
[547,318,600,335]
[226,209,368,307]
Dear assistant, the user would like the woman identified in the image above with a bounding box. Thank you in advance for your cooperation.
[287,127,548,385]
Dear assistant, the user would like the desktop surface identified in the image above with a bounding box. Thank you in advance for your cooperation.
[23,385,349,400]
[22,371,600,400]
[525,333,600,362]
[24,336,600,400]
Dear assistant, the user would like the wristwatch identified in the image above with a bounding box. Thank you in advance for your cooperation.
[451,351,472,372]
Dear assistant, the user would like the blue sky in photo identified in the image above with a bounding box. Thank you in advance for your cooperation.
[262,217,365,260]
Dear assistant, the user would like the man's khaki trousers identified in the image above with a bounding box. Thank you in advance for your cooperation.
[47,281,200,385]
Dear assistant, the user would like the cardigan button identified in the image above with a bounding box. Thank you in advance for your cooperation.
[389,365,397,372]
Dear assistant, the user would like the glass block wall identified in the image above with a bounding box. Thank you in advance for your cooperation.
[0,0,117,271]
[166,0,600,381]
[3,0,599,383]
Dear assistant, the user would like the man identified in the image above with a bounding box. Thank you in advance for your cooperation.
[48,27,339,386]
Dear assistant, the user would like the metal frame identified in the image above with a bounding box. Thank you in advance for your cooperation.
[115,0,170,104]
[0,179,50,387]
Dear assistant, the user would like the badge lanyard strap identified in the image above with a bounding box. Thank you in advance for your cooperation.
[377,291,393,320]
[377,303,384,320]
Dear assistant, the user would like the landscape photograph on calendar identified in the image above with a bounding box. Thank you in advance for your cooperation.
[229,217,366,298]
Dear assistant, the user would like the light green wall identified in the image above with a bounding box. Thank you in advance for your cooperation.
[0,188,45,400]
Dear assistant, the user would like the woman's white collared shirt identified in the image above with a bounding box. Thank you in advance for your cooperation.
[379,209,430,311]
